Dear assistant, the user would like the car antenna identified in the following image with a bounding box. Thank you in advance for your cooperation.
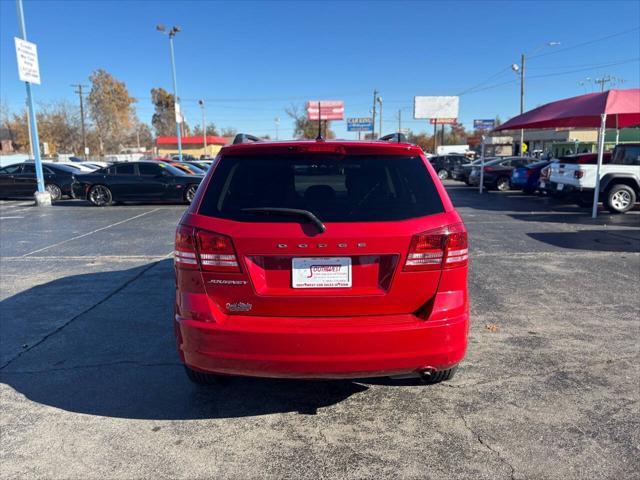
[316,101,323,141]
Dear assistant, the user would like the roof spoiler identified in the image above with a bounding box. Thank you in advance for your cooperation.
[379,133,408,143]
[232,133,262,145]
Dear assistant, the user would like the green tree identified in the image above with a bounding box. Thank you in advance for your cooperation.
[87,69,136,154]
[151,87,175,137]
[285,105,335,139]
[220,126,237,138]
[192,122,219,137]
[150,87,190,137]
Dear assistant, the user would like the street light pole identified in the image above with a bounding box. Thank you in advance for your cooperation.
[198,99,207,154]
[16,0,47,203]
[157,25,183,162]
[519,53,525,156]
[512,42,559,157]
[275,117,280,140]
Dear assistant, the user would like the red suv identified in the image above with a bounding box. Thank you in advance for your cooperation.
[174,137,469,384]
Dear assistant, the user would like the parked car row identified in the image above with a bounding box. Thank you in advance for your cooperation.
[0,159,214,205]
[448,143,640,213]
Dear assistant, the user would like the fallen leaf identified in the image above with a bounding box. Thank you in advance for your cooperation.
[485,323,499,333]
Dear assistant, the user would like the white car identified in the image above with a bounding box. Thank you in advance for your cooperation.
[548,144,640,212]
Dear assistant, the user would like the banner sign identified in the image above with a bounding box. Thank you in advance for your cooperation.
[473,119,496,129]
[429,118,457,125]
[307,101,345,121]
[347,117,373,132]
[14,37,41,84]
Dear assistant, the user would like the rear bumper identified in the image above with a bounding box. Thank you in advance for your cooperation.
[175,312,469,379]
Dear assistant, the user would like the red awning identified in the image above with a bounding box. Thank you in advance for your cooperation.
[494,89,640,131]
[156,136,228,145]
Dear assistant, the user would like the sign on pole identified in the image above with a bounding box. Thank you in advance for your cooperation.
[14,37,40,84]
[306,101,344,121]
[429,118,457,125]
[347,117,374,132]
[473,119,496,130]
[414,96,459,119]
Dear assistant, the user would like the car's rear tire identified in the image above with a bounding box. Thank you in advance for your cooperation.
[496,177,510,191]
[605,184,636,214]
[576,193,594,208]
[45,183,62,201]
[88,184,113,206]
[422,366,458,384]
[437,169,449,180]
[184,365,224,385]
[184,184,198,203]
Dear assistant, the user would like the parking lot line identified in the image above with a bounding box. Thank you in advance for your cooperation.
[20,208,161,258]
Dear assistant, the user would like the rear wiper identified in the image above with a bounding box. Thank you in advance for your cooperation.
[241,207,326,233]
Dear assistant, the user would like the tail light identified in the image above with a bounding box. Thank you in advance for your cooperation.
[196,230,240,272]
[525,169,535,177]
[484,166,495,172]
[574,170,584,179]
[175,225,198,269]
[540,167,550,180]
[404,223,468,271]
[175,225,240,272]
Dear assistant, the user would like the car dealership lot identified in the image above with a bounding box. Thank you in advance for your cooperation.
[1,187,639,480]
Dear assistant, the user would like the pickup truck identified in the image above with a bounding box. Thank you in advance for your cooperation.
[549,144,640,213]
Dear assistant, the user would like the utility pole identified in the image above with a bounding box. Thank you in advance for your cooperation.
[16,0,47,204]
[274,117,280,140]
[157,25,183,161]
[512,42,559,157]
[372,89,378,139]
[71,84,88,159]
[594,75,620,92]
[397,109,402,133]
[377,96,383,138]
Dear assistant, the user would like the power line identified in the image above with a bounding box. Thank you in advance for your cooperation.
[529,26,640,59]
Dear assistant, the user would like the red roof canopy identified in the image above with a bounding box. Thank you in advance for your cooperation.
[495,89,640,131]
[156,135,228,145]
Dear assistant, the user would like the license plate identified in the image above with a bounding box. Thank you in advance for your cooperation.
[539,181,546,188]
[557,183,564,191]
[292,257,352,289]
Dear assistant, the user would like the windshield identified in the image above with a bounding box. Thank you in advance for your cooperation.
[199,155,444,222]
[157,162,188,176]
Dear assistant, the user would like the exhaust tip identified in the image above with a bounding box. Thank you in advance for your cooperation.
[419,368,436,381]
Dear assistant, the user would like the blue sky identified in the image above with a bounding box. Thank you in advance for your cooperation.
[1,0,639,139]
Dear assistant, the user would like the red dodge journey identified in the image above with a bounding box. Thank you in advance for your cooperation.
[174,135,469,384]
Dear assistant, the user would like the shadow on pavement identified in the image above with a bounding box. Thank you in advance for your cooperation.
[527,229,640,252]
[0,259,422,420]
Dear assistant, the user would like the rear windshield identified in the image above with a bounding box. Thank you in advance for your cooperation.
[198,155,444,222]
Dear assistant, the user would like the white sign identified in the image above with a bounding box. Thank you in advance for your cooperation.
[14,37,41,85]
[414,96,459,119]
[175,102,183,123]
[292,257,352,289]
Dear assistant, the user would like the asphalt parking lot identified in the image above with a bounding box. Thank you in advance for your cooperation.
[1,185,639,480]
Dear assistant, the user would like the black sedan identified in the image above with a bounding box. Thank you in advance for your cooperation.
[429,155,469,180]
[0,162,77,201]
[73,161,203,206]
[452,158,492,185]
